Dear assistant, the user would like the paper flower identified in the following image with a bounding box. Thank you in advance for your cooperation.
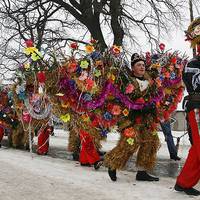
[24,63,30,70]
[110,105,121,116]
[159,43,165,51]
[60,113,70,122]
[67,62,77,73]
[79,71,88,81]
[111,45,121,54]
[37,71,46,83]
[101,129,108,137]
[86,78,94,90]
[127,138,134,145]
[85,45,94,53]
[103,112,113,120]
[24,47,38,55]
[123,127,136,138]
[25,39,34,47]
[80,60,89,69]
[125,83,135,94]
[22,111,32,123]
[70,42,78,49]
[94,69,101,77]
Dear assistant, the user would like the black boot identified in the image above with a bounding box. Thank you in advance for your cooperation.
[94,161,103,170]
[170,154,181,161]
[108,168,117,181]
[174,184,200,196]
[136,171,159,181]
[72,152,79,161]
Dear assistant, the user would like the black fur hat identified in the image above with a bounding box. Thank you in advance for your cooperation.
[131,53,145,66]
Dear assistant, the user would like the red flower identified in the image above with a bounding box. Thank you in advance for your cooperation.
[25,39,34,47]
[135,97,145,104]
[123,127,136,138]
[171,57,177,64]
[159,43,165,51]
[70,42,78,49]
[37,71,46,83]
[67,62,77,73]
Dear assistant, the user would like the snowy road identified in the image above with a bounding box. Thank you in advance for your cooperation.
[0,148,199,200]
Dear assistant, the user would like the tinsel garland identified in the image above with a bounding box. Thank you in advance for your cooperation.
[24,98,52,120]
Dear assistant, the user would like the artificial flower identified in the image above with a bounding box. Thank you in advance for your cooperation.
[159,43,165,51]
[110,105,121,116]
[37,71,46,83]
[80,60,89,69]
[127,138,134,145]
[111,45,121,54]
[70,42,78,49]
[24,63,30,70]
[125,83,135,94]
[85,45,94,53]
[60,113,71,122]
[86,78,94,90]
[94,69,101,77]
[103,111,113,120]
[79,71,88,81]
[67,62,77,73]
[123,127,136,138]
[25,39,34,47]
[24,47,38,55]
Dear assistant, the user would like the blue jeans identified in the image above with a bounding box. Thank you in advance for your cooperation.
[160,120,177,157]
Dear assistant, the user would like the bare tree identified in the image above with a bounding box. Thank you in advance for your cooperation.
[0,0,189,81]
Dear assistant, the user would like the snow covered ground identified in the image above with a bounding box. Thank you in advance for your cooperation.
[0,129,199,200]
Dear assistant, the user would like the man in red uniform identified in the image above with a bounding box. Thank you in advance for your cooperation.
[0,126,4,148]
[174,17,200,196]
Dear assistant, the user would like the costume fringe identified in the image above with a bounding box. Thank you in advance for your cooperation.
[104,131,160,171]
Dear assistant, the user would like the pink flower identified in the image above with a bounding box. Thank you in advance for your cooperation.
[125,84,135,94]
[111,105,121,116]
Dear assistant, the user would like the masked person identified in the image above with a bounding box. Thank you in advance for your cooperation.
[174,17,200,196]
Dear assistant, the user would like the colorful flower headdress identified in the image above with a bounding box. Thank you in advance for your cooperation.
[185,17,200,48]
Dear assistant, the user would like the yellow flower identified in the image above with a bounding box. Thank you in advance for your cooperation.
[60,113,70,122]
[24,47,38,55]
[127,138,134,145]
[85,45,94,53]
[112,45,121,54]
[24,63,30,70]
[107,73,115,81]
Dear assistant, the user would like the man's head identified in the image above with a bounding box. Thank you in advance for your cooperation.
[131,53,146,77]
[185,17,200,52]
